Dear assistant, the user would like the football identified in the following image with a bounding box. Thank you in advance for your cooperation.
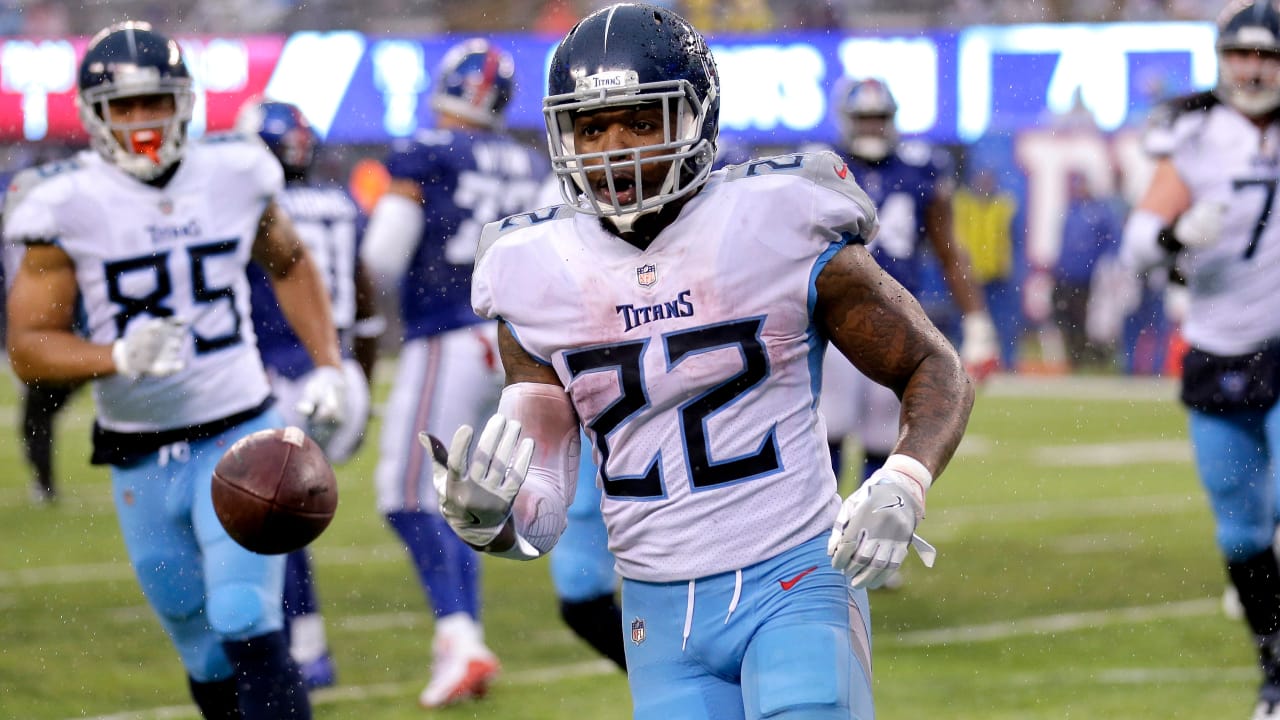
[211,426,338,555]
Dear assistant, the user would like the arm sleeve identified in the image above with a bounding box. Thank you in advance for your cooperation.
[498,382,581,557]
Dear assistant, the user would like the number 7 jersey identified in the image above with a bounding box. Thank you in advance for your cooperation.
[1147,94,1280,355]
[3,136,281,433]
[473,151,878,582]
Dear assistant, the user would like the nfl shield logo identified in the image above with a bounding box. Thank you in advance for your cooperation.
[158,198,173,215]
[630,617,646,645]
[636,264,657,287]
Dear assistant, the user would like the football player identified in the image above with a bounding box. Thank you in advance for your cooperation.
[429,4,973,719]
[532,136,759,672]
[4,23,346,719]
[820,76,998,488]
[237,98,381,690]
[1120,3,1280,718]
[359,38,547,709]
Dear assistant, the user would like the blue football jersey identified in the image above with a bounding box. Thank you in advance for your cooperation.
[384,129,546,340]
[837,142,953,294]
[248,182,363,379]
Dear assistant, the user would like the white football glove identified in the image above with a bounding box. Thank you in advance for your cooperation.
[829,465,937,589]
[423,414,534,548]
[111,316,188,379]
[960,312,1000,383]
[1173,200,1227,250]
[296,365,348,449]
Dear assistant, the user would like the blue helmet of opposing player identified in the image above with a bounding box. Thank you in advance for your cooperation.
[834,77,899,162]
[236,99,317,181]
[430,38,515,129]
[1215,0,1280,117]
[77,22,195,180]
[543,2,720,225]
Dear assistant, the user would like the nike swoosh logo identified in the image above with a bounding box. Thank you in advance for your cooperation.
[834,163,849,179]
[874,496,906,512]
[466,511,484,525]
[779,565,819,591]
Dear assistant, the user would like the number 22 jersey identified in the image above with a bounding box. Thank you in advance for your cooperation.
[3,136,281,435]
[473,151,878,582]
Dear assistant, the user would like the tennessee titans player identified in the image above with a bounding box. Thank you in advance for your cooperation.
[429,5,972,719]
[238,98,381,690]
[1121,3,1280,717]
[532,137,758,673]
[819,77,997,484]
[360,38,547,709]
[5,23,347,719]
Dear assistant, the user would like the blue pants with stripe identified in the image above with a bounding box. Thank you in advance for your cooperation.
[110,409,288,682]
[622,534,874,720]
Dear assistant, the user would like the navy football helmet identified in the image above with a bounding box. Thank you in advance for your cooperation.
[543,3,720,226]
[834,77,899,162]
[430,38,515,129]
[236,99,317,181]
[1215,0,1280,116]
[77,22,194,180]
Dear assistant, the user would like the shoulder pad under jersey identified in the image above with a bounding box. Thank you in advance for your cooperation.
[726,150,876,206]
[475,205,574,266]
[3,156,82,219]
[1143,91,1218,158]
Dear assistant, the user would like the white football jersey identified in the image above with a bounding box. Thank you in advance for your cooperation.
[3,136,282,433]
[474,151,878,582]
[277,185,360,330]
[1149,100,1280,355]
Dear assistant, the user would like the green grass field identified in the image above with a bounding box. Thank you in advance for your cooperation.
[0,371,1258,719]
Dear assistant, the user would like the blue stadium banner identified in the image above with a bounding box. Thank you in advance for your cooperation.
[0,23,1216,146]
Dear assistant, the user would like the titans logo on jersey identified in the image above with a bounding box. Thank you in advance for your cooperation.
[836,141,953,294]
[249,184,362,379]
[383,128,547,340]
[2,135,282,433]
[474,151,878,582]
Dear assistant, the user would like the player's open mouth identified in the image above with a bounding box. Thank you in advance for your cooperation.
[596,175,637,205]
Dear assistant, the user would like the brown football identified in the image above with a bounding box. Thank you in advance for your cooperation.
[211,426,338,555]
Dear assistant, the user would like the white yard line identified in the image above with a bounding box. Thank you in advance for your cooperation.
[982,374,1178,402]
[71,595,1235,720]
[1033,439,1192,466]
[888,597,1220,647]
[74,659,618,720]
[1,493,1203,588]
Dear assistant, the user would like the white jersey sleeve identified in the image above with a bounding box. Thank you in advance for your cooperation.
[474,152,875,582]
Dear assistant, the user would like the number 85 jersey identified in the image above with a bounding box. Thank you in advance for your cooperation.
[3,137,280,433]
[473,152,878,582]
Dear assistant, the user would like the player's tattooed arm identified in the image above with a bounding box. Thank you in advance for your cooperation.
[815,243,974,478]
[253,200,342,368]
[7,244,116,383]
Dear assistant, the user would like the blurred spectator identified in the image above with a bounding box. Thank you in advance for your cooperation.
[1053,171,1121,370]
[953,166,1022,371]
[685,0,774,31]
